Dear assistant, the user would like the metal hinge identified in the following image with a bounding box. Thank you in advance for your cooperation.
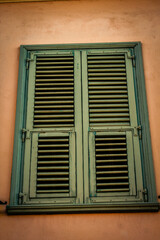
[18,192,27,204]
[22,128,30,142]
[26,54,34,69]
[0,200,7,205]
[142,188,148,202]
[134,125,142,139]
[127,52,136,67]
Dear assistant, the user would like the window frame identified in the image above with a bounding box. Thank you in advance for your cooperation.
[7,42,158,214]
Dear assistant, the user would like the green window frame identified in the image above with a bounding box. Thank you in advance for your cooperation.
[7,42,159,214]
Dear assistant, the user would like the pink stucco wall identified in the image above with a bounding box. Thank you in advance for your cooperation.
[0,1,160,239]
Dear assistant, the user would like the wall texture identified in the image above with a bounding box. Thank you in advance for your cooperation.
[0,1,160,239]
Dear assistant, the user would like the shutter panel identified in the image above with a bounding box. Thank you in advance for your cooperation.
[82,49,143,203]
[34,55,74,128]
[89,131,137,202]
[22,51,81,204]
[88,54,130,126]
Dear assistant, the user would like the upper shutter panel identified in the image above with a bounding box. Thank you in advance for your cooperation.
[34,55,74,128]
[88,54,130,127]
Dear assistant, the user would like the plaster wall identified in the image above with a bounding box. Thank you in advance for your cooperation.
[0,1,160,239]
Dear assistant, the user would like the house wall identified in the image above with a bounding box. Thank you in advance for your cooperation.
[0,0,160,239]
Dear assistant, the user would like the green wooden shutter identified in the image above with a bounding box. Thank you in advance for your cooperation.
[21,50,83,204]
[82,49,144,203]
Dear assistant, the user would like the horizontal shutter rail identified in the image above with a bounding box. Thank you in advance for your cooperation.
[37,166,69,170]
[90,109,128,113]
[90,118,130,122]
[88,64,125,68]
[97,183,129,186]
[97,176,128,180]
[88,56,125,60]
[39,144,69,147]
[36,70,74,74]
[36,66,74,69]
[35,101,74,104]
[96,148,127,151]
[34,124,74,128]
[37,57,74,61]
[35,87,74,91]
[88,73,126,76]
[38,149,69,153]
[89,86,127,90]
[89,81,127,85]
[38,161,69,165]
[88,77,126,81]
[37,178,69,181]
[96,165,128,169]
[96,143,126,146]
[35,91,73,95]
[34,119,74,123]
[96,154,127,157]
[35,79,74,82]
[89,104,129,108]
[38,155,69,159]
[37,183,69,187]
[96,189,129,192]
[89,90,128,94]
[37,62,74,65]
[34,115,74,119]
[90,113,129,117]
[36,83,74,86]
[37,172,69,176]
[37,190,69,193]
[89,95,128,99]
[88,69,126,72]
[36,74,74,77]
[96,160,127,163]
[97,171,128,174]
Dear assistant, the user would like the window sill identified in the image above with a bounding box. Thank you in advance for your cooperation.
[7,203,159,215]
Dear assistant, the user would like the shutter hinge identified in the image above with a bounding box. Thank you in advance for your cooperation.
[142,188,148,202]
[127,53,136,67]
[26,54,34,69]
[22,128,30,142]
[18,192,27,204]
[134,125,142,139]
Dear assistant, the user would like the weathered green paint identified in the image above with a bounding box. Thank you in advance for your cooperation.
[7,203,159,215]
[9,42,158,213]
[9,46,28,205]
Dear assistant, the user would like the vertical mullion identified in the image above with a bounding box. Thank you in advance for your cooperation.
[22,53,36,202]
[74,50,83,204]
[82,50,90,203]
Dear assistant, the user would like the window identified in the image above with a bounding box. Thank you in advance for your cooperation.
[7,43,158,214]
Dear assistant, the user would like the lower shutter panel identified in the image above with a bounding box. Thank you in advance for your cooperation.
[95,134,129,193]
[37,135,70,194]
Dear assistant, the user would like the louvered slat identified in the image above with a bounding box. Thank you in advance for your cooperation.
[34,55,74,128]
[95,135,129,193]
[88,54,130,126]
[37,136,70,194]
